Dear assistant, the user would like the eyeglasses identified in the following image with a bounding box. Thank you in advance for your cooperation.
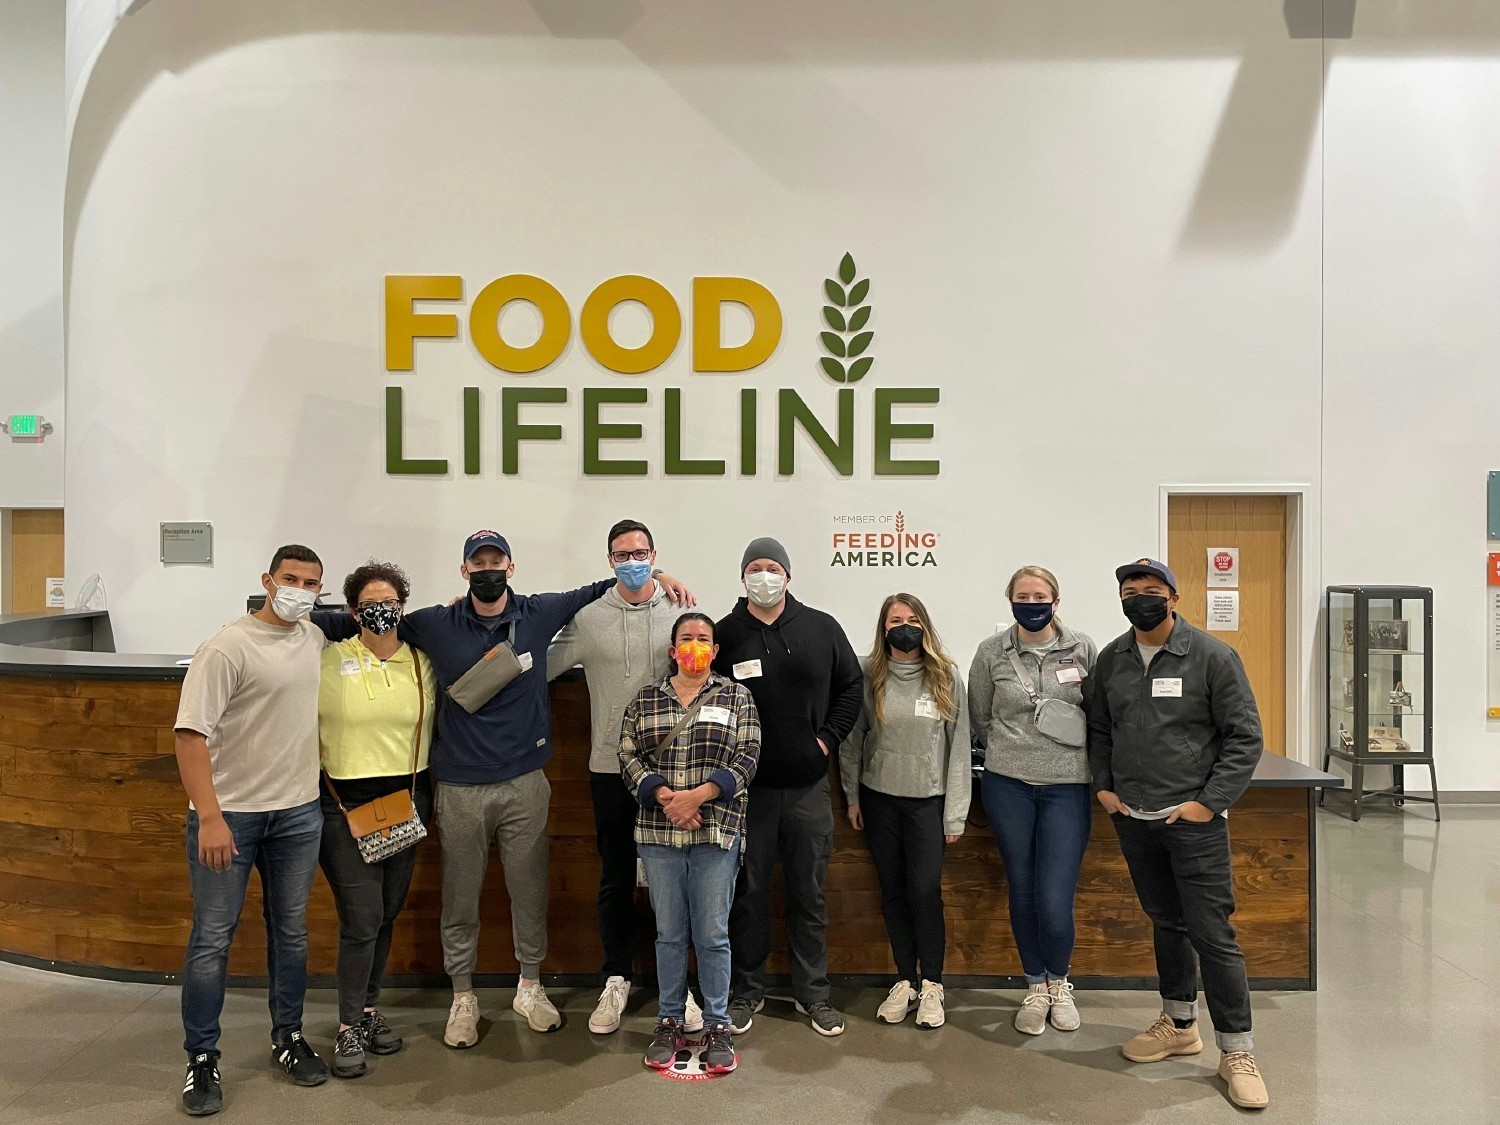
[356,599,402,612]
[609,549,653,563]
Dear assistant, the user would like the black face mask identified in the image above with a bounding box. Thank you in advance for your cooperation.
[468,569,509,605]
[357,604,401,635]
[1122,594,1171,631]
[885,624,924,653]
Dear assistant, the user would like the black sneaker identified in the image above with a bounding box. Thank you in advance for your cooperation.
[181,1051,222,1116]
[359,1009,403,1055]
[643,1018,683,1070]
[331,1026,367,1079]
[271,1031,329,1087]
[728,996,763,1036]
[702,1023,738,1074]
[795,1000,846,1037]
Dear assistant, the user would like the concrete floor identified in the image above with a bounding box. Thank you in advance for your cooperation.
[0,803,1491,1124]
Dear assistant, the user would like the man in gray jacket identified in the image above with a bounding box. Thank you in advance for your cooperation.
[1086,558,1268,1111]
[547,519,702,1036]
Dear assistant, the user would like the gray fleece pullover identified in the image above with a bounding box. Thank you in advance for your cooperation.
[547,583,678,774]
[968,621,1097,785]
[839,659,972,836]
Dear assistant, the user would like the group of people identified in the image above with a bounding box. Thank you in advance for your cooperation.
[171,521,1270,1115]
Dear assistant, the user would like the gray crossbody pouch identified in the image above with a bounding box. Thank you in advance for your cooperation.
[1005,642,1087,748]
[447,622,525,714]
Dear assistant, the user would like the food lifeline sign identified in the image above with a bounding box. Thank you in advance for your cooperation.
[381,255,940,479]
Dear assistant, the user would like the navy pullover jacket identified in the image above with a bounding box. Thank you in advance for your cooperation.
[316,580,612,785]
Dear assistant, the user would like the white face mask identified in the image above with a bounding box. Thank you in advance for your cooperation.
[270,584,318,623]
[744,571,787,609]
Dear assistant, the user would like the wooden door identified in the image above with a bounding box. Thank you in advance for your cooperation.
[1167,495,1288,755]
[7,509,64,613]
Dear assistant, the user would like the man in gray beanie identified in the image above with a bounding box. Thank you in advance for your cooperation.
[713,538,863,1038]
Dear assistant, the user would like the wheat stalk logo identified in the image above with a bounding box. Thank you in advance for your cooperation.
[895,511,905,534]
[820,252,873,383]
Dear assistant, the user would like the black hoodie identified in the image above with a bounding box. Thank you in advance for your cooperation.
[713,593,864,789]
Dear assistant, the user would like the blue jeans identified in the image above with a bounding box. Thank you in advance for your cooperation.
[182,800,323,1054]
[981,772,1091,983]
[639,840,741,1027]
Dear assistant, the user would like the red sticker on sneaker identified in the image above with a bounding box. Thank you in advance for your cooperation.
[656,1034,735,1081]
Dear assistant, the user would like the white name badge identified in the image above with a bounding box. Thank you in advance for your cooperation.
[1056,667,1083,685]
[733,659,763,680]
[1152,678,1184,698]
[518,651,534,672]
[699,705,733,726]
[340,658,361,677]
[914,697,939,719]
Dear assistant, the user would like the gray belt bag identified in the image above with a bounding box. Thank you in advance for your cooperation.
[446,622,525,714]
[1005,643,1087,749]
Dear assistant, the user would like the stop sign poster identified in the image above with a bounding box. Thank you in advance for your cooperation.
[1207,547,1239,587]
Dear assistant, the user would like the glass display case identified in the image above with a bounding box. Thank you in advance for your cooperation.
[1323,585,1439,821]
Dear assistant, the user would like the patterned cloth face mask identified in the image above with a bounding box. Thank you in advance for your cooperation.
[674,640,713,677]
[357,604,402,635]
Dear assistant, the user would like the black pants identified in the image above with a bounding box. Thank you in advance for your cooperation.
[1112,814,1254,1050]
[590,771,640,981]
[318,778,433,1027]
[730,775,833,1007]
[860,785,946,984]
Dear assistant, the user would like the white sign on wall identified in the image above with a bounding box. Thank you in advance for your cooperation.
[1207,547,1239,587]
[1207,589,1239,632]
[45,577,65,608]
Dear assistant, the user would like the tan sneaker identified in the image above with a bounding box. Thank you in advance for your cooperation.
[877,980,917,1024]
[1123,1012,1203,1063]
[1219,1052,1269,1109]
[914,980,945,1029]
[1046,978,1080,1031]
[1014,983,1051,1036]
[513,979,561,1033]
[444,992,480,1049]
[587,976,629,1035]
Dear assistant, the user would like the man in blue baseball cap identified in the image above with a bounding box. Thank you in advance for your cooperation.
[1086,557,1268,1109]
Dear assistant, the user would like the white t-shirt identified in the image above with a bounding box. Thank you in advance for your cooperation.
[174,614,325,813]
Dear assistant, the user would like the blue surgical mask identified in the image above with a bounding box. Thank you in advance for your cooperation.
[1012,601,1055,632]
[614,560,653,592]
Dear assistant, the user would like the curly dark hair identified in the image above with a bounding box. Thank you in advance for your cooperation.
[343,560,411,608]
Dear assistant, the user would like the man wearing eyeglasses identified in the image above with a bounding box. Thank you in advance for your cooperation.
[547,520,705,1036]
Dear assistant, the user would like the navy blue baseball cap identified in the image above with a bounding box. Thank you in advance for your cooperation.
[1115,557,1177,592]
[462,529,511,562]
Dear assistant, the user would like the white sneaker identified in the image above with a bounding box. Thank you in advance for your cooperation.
[915,980,945,1029]
[513,979,561,1033]
[444,992,480,1049]
[684,991,705,1034]
[877,980,917,1024]
[1014,982,1051,1036]
[1047,978,1080,1031]
[588,976,630,1035]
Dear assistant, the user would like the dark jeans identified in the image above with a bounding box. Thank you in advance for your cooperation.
[590,770,639,981]
[859,785,946,984]
[318,778,433,1026]
[730,775,833,1007]
[1112,813,1254,1052]
[182,799,323,1055]
[981,771,1091,982]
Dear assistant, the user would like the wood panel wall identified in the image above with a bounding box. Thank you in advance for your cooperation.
[0,674,1310,984]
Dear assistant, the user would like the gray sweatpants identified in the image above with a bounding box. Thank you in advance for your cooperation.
[435,769,551,991]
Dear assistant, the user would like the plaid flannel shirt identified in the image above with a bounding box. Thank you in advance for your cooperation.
[620,673,761,850]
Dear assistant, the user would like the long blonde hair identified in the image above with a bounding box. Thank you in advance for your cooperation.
[867,593,958,726]
[1006,565,1062,625]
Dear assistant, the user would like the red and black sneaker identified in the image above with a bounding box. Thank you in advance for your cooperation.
[702,1023,738,1074]
[644,1017,684,1070]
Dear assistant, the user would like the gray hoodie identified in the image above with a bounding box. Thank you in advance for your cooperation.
[839,659,972,836]
[547,583,678,774]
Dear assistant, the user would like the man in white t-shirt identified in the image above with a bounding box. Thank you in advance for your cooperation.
[173,544,330,1117]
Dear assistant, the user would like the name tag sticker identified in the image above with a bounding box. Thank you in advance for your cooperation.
[518,651,534,672]
[700,705,733,726]
[1152,678,1184,698]
[733,659,763,680]
[1056,667,1083,685]
[340,659,361,676]
[915,697,939,719]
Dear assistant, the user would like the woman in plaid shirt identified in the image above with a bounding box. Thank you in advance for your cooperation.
[620,612,761,1074]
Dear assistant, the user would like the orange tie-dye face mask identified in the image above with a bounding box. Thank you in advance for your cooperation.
[674,640,713,677]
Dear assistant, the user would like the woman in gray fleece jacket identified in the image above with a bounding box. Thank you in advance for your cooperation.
[840,593,969,1031]
[968,565,1097,1038]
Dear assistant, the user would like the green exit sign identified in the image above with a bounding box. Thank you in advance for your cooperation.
[9,415,38,437]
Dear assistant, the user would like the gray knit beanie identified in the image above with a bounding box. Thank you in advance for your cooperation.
[741,537,791,577]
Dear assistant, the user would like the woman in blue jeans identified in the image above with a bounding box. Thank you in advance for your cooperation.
[967,566,1097,1035]
[620,612,761,1074]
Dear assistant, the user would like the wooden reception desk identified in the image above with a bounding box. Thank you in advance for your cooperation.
[0,610,1341,989]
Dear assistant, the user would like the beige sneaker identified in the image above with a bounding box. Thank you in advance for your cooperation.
[444,992,480,1049]
[684,991,705,1034]
[1123,1012,1203,1063]
[876,980,917,1024]
[1219,1052,1269,1109]
[1013,983,1051,1036]
[1047,978,1080,1031]
[914,980,945,1029]
[587,976,629,1035]
[513,979,561,1033]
